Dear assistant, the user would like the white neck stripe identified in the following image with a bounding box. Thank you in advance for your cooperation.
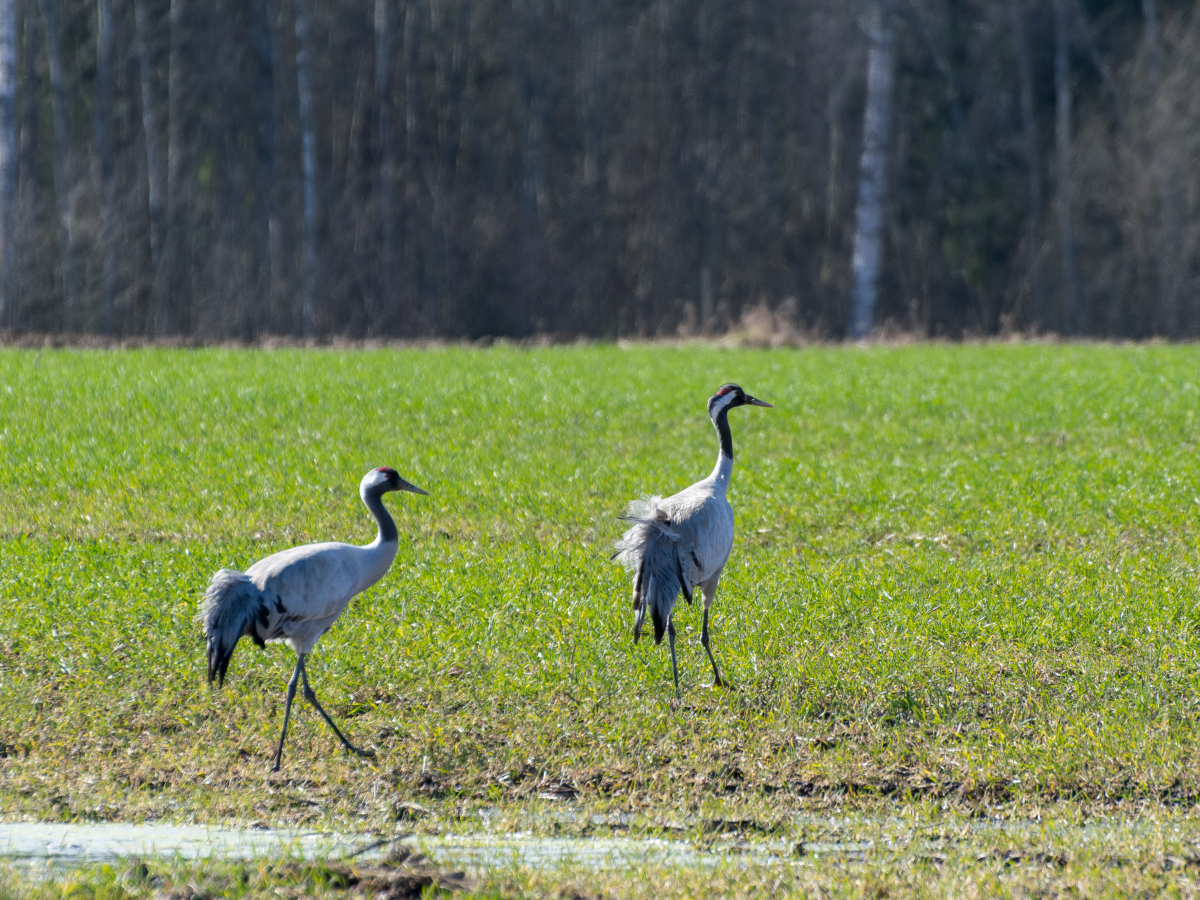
[710,392,737,417]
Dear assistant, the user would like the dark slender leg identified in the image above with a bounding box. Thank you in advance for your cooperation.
[701,607,724,688]
[300,662,375,758]
[273,654,305,772]
[667,617,680,698]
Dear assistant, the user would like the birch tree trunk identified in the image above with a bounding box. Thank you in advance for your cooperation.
[1007,0,1042,322]
[250,0,275,337]
[94,0,116,334]
[295,0,317,337]
[374,0,391,332]
[0,0,14,328]
[848,0,896,339]
[134,0,166,335]
[1053,0,1079,333]
[39,0,76,330]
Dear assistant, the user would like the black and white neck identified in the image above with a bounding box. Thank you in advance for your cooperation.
[359,473,399,545]
[707,389,741,488]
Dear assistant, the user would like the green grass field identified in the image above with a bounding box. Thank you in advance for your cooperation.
[4,343,1200,896]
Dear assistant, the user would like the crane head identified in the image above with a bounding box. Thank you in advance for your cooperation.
[362,466,430,496]
[707,384,773,419]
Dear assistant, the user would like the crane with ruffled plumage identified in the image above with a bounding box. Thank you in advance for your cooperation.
[613,384,772,696]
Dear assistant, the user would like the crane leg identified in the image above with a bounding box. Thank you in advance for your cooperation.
[701,606,724,688]
[272,654,304,772]
[700,576,725,688]
[300,661,376,759]
[667,617,680,698]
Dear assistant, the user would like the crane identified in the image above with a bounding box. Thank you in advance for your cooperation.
[613,384,772,696]
[199,466,428,771]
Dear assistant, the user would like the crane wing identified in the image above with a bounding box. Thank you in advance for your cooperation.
[247,542,363,622]
[654,487,734,586]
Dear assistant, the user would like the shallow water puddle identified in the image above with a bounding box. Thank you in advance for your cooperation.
[0,822,791,871]
[7,817,1172,873]
[0,823,369,864]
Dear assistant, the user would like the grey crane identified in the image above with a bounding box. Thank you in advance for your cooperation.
[199,466,427,771]
[613,384,772,696]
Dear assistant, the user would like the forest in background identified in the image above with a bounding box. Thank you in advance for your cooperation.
[0,0,1194,341]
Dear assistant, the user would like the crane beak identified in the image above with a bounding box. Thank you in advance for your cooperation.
[745,395,773,408]
[397,477,429,496]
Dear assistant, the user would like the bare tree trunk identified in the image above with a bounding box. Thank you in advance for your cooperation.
[134,0,165,336]
[435,0,469,331]
[577,0,607,332]
[403,0,422,332]
[94,0,116,334]
[1071,0,1124,129]
[0,0,14,329]
[848,0,896,339]
[1142,0,1182,335]
[508,0,544,333]
[374,0,391,333]
[698,112,725,333]
[1007,0,1042,324]
[294,0,317,337]
[163,0,187,335]
[696,6,725,335]
[14,1,40,330]
[251,0,275,338]
[820,80,847,293]
[19,3,39,189]
[39,0,75,330]
[1053,0,1079,334]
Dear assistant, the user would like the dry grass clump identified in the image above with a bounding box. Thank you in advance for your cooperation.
[733,300,807,347]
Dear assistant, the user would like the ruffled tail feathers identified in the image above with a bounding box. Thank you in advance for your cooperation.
[629,567,676,646]
[616,496,680,543]
[198,568,269,686]
[629,556,646,644]
[616,530,686,647]
[633,587,648,644]
[612,496,672,572]
[614,496,691,646]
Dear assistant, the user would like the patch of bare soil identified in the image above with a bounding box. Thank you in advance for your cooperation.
[144,848,471,900]
[283,846,471,898]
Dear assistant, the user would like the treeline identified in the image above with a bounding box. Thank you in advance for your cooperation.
[0,0,1196,340]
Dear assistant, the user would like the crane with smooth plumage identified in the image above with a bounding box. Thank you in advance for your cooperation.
[199,466,427,771]
[613,384,771,696]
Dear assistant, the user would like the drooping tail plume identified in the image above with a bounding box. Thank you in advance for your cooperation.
[198,569,270,685]
[613,496,685,646]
